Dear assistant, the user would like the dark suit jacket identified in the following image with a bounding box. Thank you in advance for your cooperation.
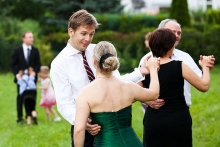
[11,45,41,83]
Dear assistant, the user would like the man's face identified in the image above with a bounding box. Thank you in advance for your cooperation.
[22,32,34,46]
[68,25,95,51]
[164,21,182,47]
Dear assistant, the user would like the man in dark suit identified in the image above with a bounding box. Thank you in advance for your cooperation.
[11,31,41,124]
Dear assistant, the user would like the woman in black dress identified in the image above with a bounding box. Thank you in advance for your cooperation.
[139,28,212,147]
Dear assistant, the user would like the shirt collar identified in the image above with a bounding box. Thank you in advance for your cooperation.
[22,43,32,50]
[65,43,84,56]
[172,48,177,58]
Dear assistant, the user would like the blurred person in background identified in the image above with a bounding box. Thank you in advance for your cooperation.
[11,31,41,124]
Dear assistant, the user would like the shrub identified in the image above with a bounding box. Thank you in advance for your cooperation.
[94,13,168,34]
[177,28,203,62]
[203,25,220,64]
[0,35,17,73]
[190,8,206,32]
[205,8,220,29]
[34,37,53,67]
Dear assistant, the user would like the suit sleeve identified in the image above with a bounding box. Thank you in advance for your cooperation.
[11,48,18,76]
[34,48,41,73]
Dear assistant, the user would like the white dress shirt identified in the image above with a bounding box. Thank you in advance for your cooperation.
[139,49,202,106]
[50,43,144,125]
[22,43,32,62]
[22,44,32,74]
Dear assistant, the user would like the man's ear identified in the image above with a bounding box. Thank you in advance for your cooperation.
[68,28,74,37]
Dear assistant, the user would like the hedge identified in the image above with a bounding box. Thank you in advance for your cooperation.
[94,13,168,34]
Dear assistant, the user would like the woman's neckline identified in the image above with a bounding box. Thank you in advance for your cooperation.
[160,59,173,65]
[96,76,115,79]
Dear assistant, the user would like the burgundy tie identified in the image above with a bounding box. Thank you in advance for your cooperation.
[82,51,95,82]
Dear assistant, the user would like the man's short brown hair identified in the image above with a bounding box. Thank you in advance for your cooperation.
[68,9,100,31]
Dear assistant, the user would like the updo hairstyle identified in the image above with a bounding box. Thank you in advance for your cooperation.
[93,41,120,72]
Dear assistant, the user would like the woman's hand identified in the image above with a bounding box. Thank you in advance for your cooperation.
[199,55,213,70]
[199,55,215,70]
[146,57,160,72]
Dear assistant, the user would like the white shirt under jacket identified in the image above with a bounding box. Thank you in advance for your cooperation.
[50,43,144,125]
[139,48,202,107]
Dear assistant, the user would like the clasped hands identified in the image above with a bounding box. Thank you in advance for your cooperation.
[199,55,215,70]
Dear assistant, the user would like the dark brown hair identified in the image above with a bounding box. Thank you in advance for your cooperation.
[149,28,176,57]
[68,9,100,31]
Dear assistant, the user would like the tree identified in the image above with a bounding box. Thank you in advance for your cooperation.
[0,0,124,33]
[41,0,124,28]
[0,0,46,20]
[83,0,124,14]
[170,0,191,27]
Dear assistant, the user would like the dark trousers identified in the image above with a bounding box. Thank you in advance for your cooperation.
[23,90,36,118]
[71,125,94,147]
[16,85,23,120]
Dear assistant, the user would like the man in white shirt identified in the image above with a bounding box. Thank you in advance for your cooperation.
[139,19,215,109]
[50,9,151,147]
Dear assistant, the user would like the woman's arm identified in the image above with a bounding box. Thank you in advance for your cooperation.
[118,55,153,83]
[74,89,91,147]
[37,79,49,90]
[182,56,211,92]
[132,58,160,102]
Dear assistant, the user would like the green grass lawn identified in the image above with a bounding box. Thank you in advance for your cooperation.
[0,66,220,147]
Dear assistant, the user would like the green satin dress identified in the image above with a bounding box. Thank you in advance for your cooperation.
[90,105,143,147]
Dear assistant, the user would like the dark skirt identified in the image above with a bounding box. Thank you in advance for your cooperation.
[143,107,192,147]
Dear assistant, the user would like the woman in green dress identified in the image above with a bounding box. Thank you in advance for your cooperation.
[74,41,160,147]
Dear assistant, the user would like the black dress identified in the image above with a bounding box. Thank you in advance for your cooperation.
[142,61,192,147]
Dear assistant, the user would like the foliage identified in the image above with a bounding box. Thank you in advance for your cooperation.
[0,0,46,20]
[0,16,53,72]
[0,16,42,39]
[94,13,168,33]
[0,35,15,73]
[0,0,124,34]
[203,25,220,64]
[0,16,21,73]
[35,37,53,67]
[190,9,206,31]
[170,0,191,27]
[44,32,69,55]
[205,8,220,27]
[82,0,124,14]
[177,28,203,62]
[190,8,206,23]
